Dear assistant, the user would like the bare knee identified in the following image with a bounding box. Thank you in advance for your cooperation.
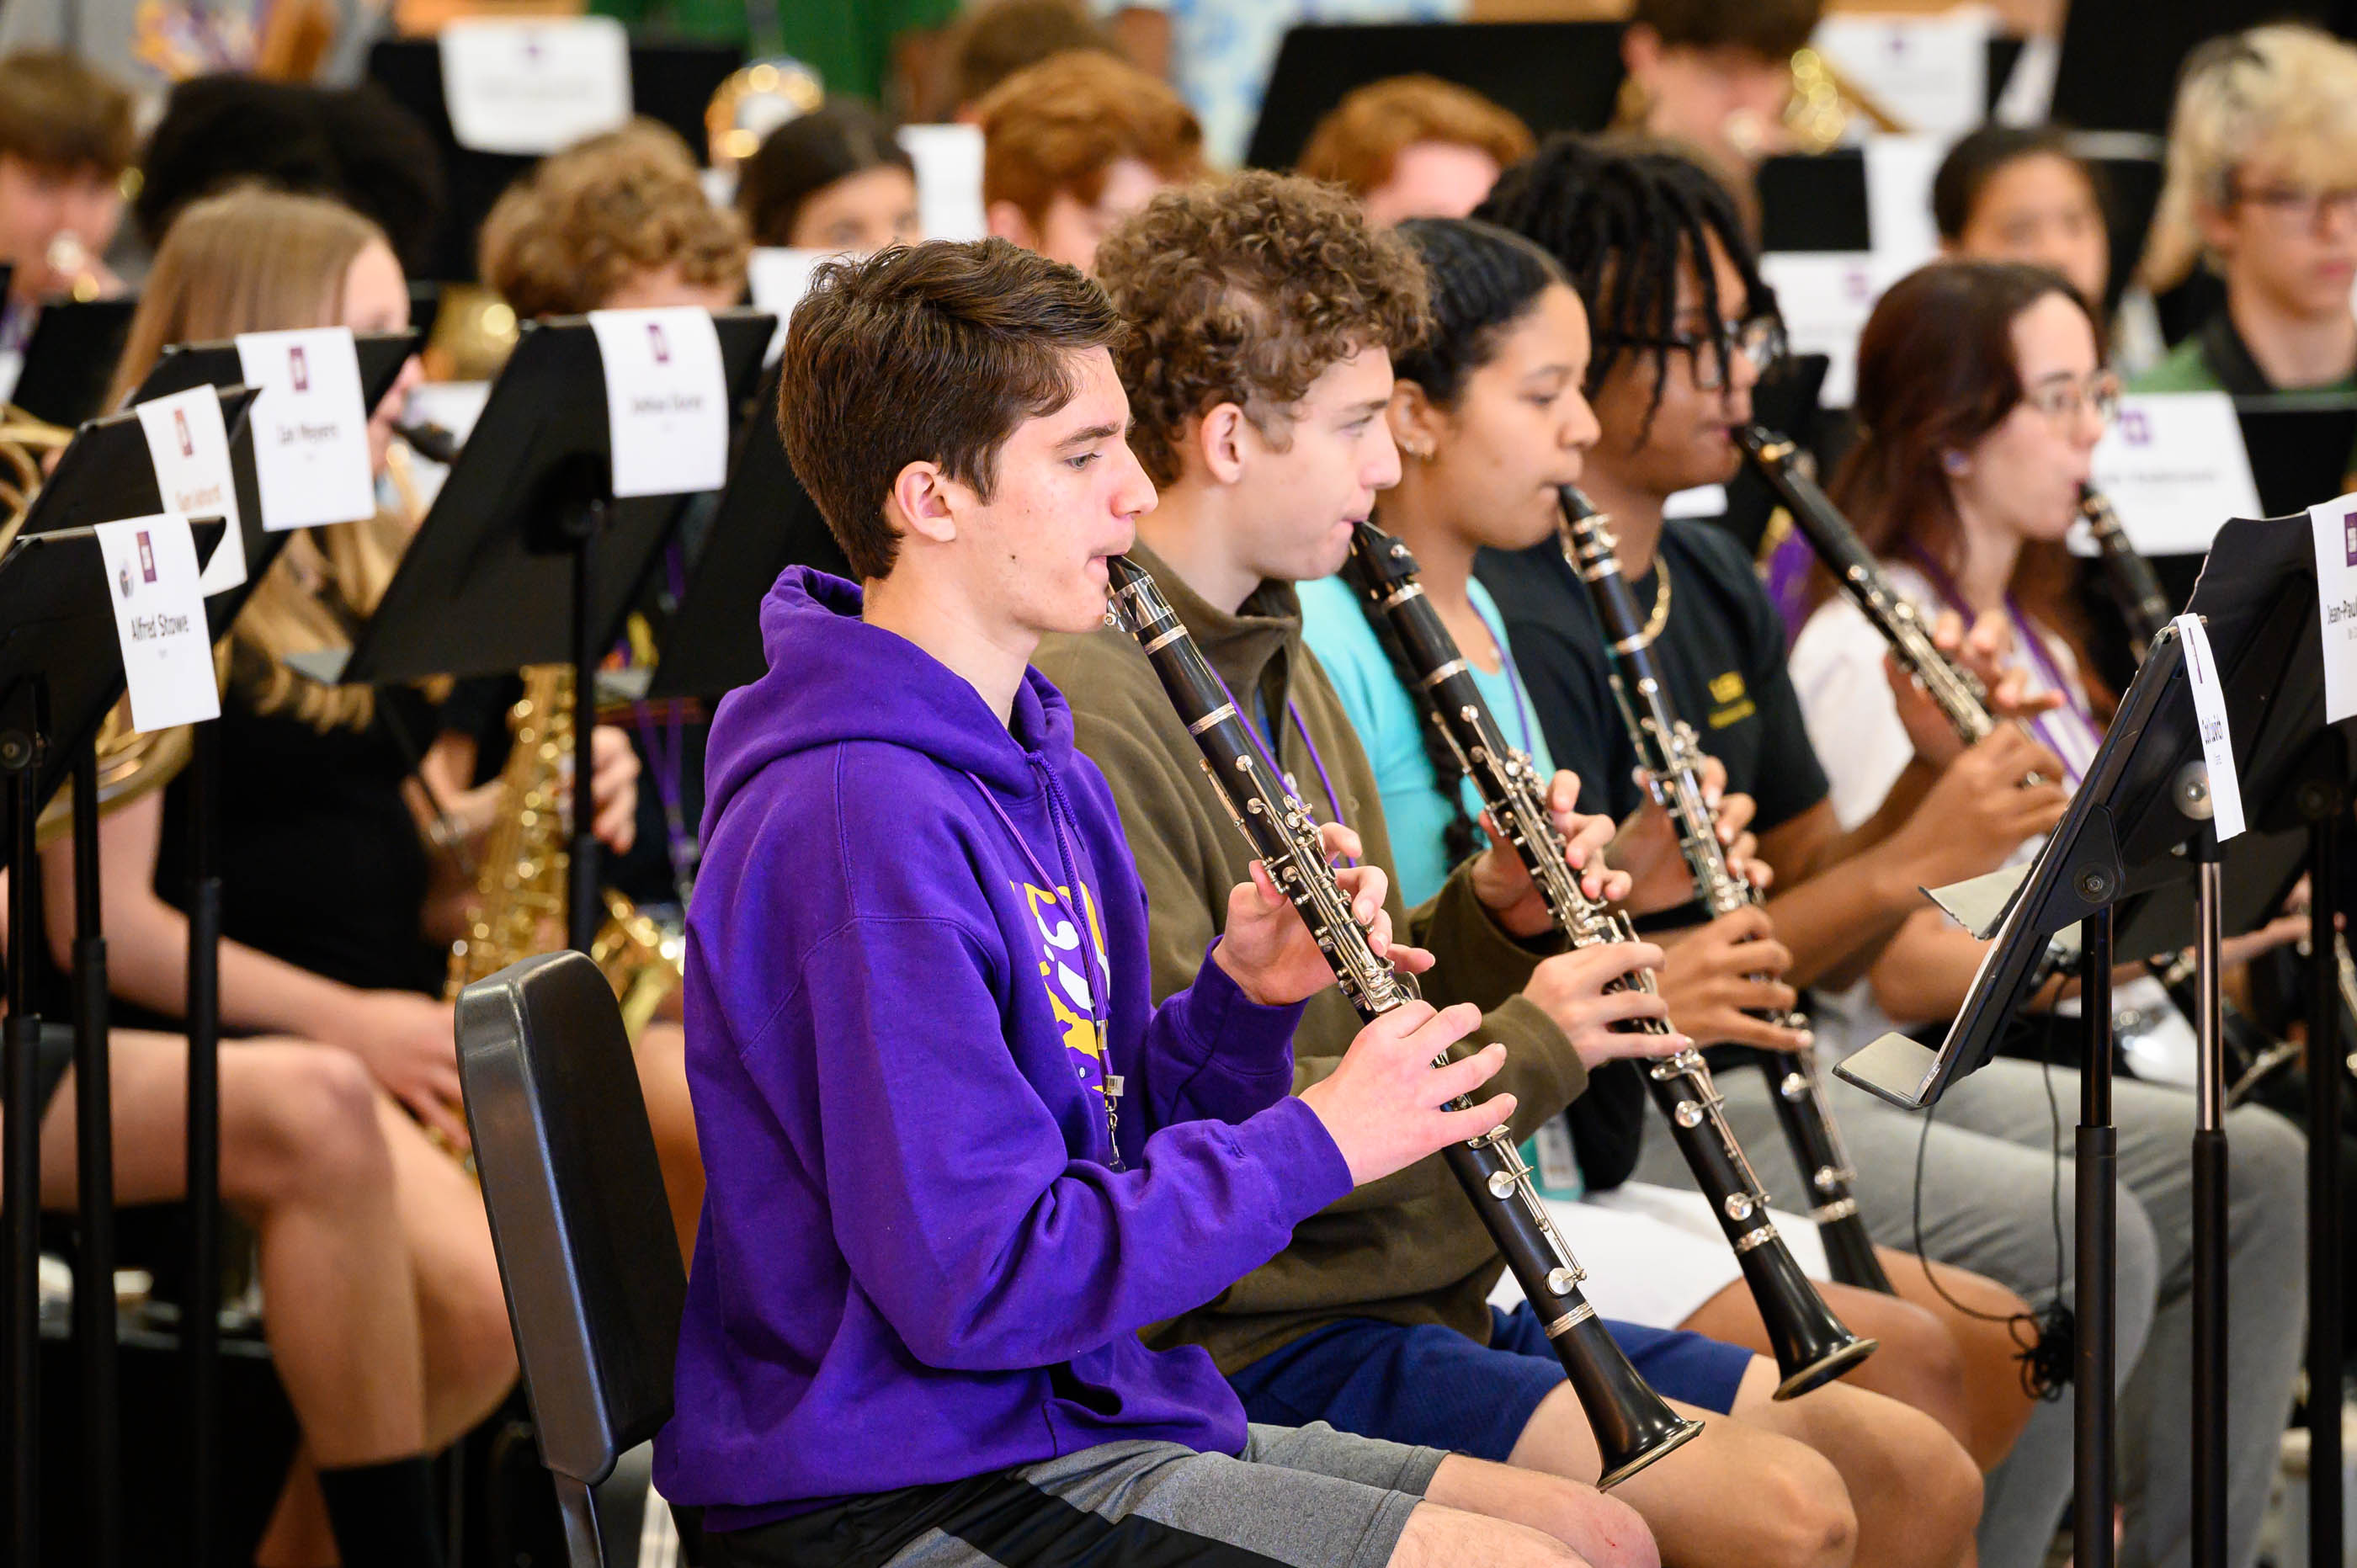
[1394,1507,1592,1568]
[1520,1473,1657,1568]
[227,1047,391,1209]
[1871,1302,1972,1432]
[1748,1443,1858,1568]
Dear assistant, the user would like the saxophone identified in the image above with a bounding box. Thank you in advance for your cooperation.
[444,664,683,1040]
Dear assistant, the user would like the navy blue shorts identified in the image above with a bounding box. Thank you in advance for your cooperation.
[1229,1305,1752,1464]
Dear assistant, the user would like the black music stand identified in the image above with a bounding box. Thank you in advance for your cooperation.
[1246,21,1625,172]
[9,299,138,429]
[646,362,844,703]
[291,311,770,950]
[131,329,419,411]
[0,518,226,1568]
[1837,512,2349,1567]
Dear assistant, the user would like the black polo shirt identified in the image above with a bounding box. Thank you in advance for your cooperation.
[1476,517,1830,835]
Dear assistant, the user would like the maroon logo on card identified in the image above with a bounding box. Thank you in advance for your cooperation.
[2343,507,2357,567]
[2120,408,2151,446]
[136,529,157,583]
[647,322,671,364]
[289,345,310,392]
[173,407,194,457]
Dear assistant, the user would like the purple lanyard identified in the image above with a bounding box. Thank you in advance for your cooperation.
[1906,550,2099,787]
[1206,664,1354,862]
[1467,597,1540,759]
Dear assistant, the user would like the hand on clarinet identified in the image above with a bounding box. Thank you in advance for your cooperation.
[1886,727,2069,888]
[1297,1000,1512,1185]
[1521,943,1689,1067]
[1466,770,1626,937]
[1933,609,2068,723]
[1653,906,1812,1054]
[1215,821,1433,1007]
[1611,755,1768,914]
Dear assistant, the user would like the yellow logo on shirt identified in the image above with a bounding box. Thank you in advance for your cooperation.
[1018,880,1112,1074]
[1706,671,1756,729]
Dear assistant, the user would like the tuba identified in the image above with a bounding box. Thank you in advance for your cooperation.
[443,664,684,1041]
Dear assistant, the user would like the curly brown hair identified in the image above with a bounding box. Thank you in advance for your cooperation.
[1094,171,1431,488]
[479,120,749,318]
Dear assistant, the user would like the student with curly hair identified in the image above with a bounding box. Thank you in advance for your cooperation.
[1037,170,1984,1568]
[976,49,1201,274]
[1297,76,1533,230]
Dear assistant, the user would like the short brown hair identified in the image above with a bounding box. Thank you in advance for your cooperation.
[0,51,136,176]
[479,120,748,318]
[778,238,1126,581]
[1297,76,1535,199]
[1631,0,1822,58]
[1095,171,1431,488]
[976,51,1203,227]
[942,0,1115,116]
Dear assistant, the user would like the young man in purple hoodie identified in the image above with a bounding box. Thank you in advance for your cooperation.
[657,237,1660,1568]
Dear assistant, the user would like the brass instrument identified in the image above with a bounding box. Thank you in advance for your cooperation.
[706,58,824,171]
[444,664,683,1042]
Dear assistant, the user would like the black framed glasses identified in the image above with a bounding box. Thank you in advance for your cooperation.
[1597,315,1787,391]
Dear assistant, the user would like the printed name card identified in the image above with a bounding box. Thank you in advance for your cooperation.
[2308,492,2357,723]
[95,514,220,732]
[2173,613,2244,840]
[2087,393,2263,556]
[747,247,833,362]
[1861,134,1945,269]
[588,307,728,497]
[1755,252,1905,406]
[1812,8,1993,137]
[897,124,988,242]
[136,386,246,594]
[438,17,632,157]
[235,327,377,532]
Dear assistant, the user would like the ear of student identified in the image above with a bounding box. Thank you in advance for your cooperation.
[889,460,961,545]
[1387,382,1441,458]
[987,199,1040,252]
[1195,402,1251,485]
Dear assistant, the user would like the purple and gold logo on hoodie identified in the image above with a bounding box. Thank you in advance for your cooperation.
[1017,879,1112,1092]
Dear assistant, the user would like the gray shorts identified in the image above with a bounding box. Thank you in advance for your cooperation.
[705,1422,1446,1568]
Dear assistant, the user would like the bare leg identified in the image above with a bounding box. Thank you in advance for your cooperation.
[1423,1454,1657,1568]
[379,1099,518,1444]
[1507,1378,1858,1568]
[1388,1501,1595,1568]
[633,1022,702,1263]
[1875,1246,2039,1470]
[1728,1358,1982,1568]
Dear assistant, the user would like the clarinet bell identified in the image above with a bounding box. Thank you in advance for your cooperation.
[1747,1239,1878,1398]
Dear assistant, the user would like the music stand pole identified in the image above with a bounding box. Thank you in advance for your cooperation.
[3,695,43,1568]
[70,738,119,1568]
[184,720,221,1565]
[2190,818,2227,1568]
[2308,810,2344,1567]
[2078,903,2118,1568]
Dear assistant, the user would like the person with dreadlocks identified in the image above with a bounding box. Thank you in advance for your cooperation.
[1471,135,2293,1568]
[1296,210,2036,1475]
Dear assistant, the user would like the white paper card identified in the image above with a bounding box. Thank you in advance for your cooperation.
[747,247,833,362]
[94,514,220,732]
[2307,493,2357,723]
[2173,613,2245,841]
[2088,393,2263,555]
[1663,484,1729,520]
[1757,252,1904,406]
[135,387,246,594]
[438,18,632,157]
[235,327,376,532]
[1812,8,1993,137]
[588,307,728,497]
[1862,134,1945,269]
[897,124,987,242]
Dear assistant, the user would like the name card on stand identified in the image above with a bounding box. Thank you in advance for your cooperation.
[2307,492,2357,723]
[1756,252,1905,407]
[588,307,729,497]
[234,326,377,531]
[1863,134,1946,268]
[747,247,832,361]
[136,385,246,593]
[1812,8,1993,136]
[439,17,633,157]
[2086,392,2263,555]
[897,125,988,242]
[2173,611,2244,840]
[94,513,221,731]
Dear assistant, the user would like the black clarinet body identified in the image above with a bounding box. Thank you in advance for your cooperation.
[2078,486,2172,663]
[1343,520,1888,1374]
[1104,554,1701,1485]
[1560,489,1897,1363]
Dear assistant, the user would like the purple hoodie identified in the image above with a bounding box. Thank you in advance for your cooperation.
[655,570,1354,1527]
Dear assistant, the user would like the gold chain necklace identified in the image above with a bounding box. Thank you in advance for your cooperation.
[1642,555,1673,640]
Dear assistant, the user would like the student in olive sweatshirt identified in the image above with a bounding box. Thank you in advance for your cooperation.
[657,237,1659,1568]
[1035,171,1983,1568]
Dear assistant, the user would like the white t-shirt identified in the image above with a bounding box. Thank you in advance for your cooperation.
[1787,564,2194,1076]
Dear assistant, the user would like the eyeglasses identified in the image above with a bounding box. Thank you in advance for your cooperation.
[1599,315,1787,391]
[2019,369,2121,425]
[2227,181,2357,231]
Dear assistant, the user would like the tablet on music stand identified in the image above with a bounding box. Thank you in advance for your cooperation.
[2237,397,2357,520]
[9,299,138,428]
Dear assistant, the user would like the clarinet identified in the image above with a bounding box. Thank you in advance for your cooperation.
[1344,522,1883,1391]
[1558,487,1900,1309]
[1104,554,1702,1486]
[2078,486,2173,664]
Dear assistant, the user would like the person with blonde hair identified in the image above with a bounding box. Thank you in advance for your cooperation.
[1296,76,1534,229]
[479,119,750,316]
[976,49,1203,274]
[2135,24,2357,397]
[36,186,519,1568]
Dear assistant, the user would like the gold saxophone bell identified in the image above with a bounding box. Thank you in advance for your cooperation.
[706,57,824,173]
[1777,45,1907,156]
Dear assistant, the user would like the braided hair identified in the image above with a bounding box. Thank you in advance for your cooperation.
[1344,216,1567,870]
[1474,134,1771,433]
